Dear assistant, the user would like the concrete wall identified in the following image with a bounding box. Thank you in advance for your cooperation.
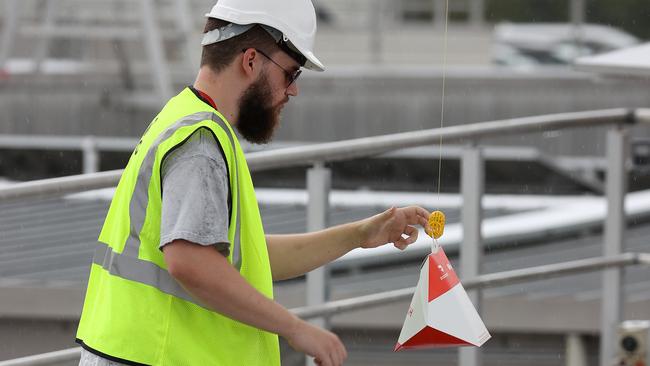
[0,319,78,361]
[1,70,649,157]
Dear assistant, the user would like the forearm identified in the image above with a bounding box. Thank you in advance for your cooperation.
[164,240,298,338]
[267,220,366,281]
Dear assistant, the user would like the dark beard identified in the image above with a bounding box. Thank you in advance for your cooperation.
[236,74,278,144]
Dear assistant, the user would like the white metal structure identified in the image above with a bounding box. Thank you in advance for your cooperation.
[0,0,200,104]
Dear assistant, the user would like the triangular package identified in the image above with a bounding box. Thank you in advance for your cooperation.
[394,246,491,351]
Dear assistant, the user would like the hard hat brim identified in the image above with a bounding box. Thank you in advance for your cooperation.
[297,49,324,72]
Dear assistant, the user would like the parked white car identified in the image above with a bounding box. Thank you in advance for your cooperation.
[492,23,640,67]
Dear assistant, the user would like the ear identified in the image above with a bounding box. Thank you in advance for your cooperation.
[240,48,259,80]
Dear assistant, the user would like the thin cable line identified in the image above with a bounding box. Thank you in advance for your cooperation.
[436,0,450,200]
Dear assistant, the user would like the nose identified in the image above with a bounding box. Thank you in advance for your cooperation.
[286,81,299,97]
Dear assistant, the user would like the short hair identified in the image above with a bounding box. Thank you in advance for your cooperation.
[200,18,277,73]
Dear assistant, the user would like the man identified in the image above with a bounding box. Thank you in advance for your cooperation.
[76,1,431,365]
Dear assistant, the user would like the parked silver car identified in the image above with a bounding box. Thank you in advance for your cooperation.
[492,22,640,67]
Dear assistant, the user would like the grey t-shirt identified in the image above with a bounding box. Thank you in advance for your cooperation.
[159,128,231,256]
[78,348,129,366]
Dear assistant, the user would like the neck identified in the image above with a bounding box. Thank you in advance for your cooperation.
[193,66,242,125]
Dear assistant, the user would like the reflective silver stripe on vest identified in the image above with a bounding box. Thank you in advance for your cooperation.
[122,111,243,270]
[93,241,198,305]
[223,112,242,270]
[95,110,244,306]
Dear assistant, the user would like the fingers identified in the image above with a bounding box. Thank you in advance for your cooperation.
[416,206,431,219]
[319,356,332,366]
[405,205,430,219]
[330,334,346,366]
[317,340,346,366]
[394,225,418,250]
[416,207,431,228]
[322,354,336,365]
[372,206,436,250]
[335,336,347,365]
[383,206,396,218]
[337,341,348,365]
[420,216,430,231]
[405,225,419,243]
[319,347,335,366]
[397,206,431,228]
[312,331,346,366]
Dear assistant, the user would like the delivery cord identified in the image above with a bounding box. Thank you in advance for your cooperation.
[436,0,450,200]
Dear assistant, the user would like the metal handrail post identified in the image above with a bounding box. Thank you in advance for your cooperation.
[566,333,588,366]
[459,145,484,366]
[305,163,331,366]
[600,126,628,366]
[81,136,99,174]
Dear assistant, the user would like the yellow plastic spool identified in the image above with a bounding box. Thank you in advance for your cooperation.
[427,211,446,239]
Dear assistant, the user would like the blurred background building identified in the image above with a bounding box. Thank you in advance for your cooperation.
[0,1,649,366]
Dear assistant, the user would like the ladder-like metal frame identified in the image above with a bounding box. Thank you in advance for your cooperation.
[0,0,198,103]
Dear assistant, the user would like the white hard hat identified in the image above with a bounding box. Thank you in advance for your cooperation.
[204,0,324,72]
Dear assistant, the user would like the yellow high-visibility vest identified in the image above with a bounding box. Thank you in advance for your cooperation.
[76,87,280,366]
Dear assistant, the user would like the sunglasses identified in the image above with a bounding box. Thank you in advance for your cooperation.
[243,48,302,88]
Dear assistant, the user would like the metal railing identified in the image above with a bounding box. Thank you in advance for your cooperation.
[1,253,649,366]
[0,135,137,174]
[0,108,640,201]
[0,108,649,366]
[293,252,650,319]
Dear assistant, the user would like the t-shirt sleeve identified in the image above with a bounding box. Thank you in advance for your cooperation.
[159,129,231,256]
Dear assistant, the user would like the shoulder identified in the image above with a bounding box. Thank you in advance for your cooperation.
[161,128,227,177]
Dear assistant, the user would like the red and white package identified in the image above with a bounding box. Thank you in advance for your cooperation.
[394,245,491,351]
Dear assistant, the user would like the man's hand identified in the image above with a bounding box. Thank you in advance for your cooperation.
[284,319,347,366]
[358,206,431,250]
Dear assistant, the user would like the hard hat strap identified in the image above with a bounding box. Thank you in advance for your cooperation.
[201,23,255,46]
[201,22,307,68]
